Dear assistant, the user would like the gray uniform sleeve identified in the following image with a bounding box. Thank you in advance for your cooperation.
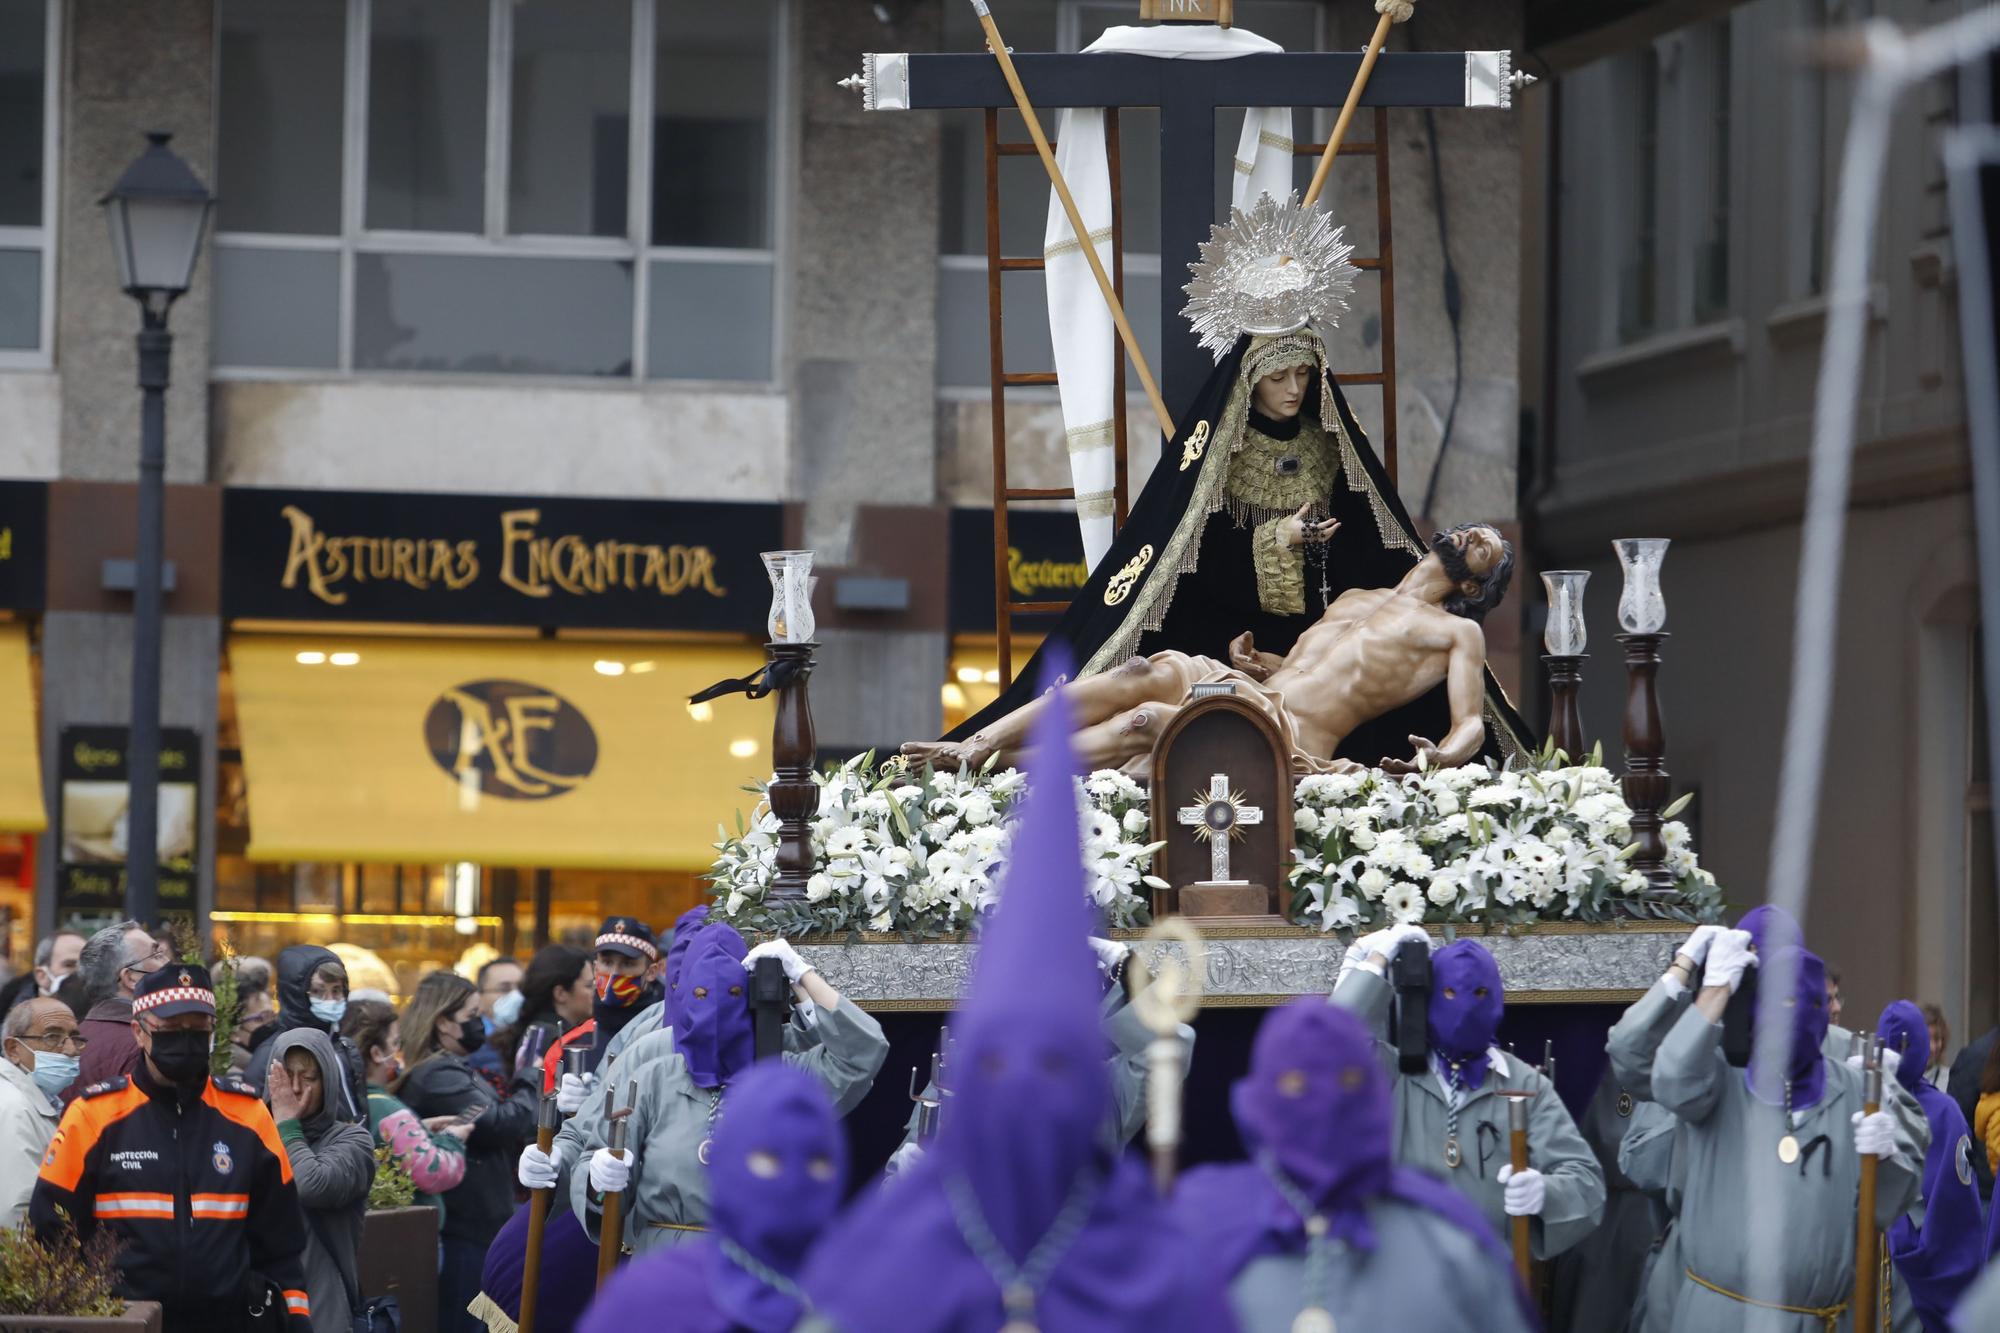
[1329,966,1392,1041]
[1606,975,1690,1100]
[1653,1004,1726,1125]
[1103,989,1153,1147]
[1525,1073,1609,1259]
[1614,1099,1678,1196]
[781,1000,888,1116]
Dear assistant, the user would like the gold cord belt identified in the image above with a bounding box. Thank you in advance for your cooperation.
[1684,1268,1847,1333]
[646,1220,709,1232]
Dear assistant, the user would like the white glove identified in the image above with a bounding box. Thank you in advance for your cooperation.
[886,1142,925,1176]
[1088,937,1130,975]
[1342,927,1391,969]
[517,1143,564,1191]
[1852,1110,1897,1158]
[589,1148,633,1195]
[556,1071,593,1115]
[1383,923,1433,957]
[1496,1163,1546,1216]
[744,938,811,985]
[1703,929,1758,994]
[1845,1047,1903,1078]
[1675,924,1725,967]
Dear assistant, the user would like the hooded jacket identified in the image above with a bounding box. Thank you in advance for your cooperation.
[244,947,367,1122]
[269,1029,376,1333]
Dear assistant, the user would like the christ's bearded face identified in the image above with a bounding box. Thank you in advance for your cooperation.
[1430,524,1515,623]
[1252,364,1310,420]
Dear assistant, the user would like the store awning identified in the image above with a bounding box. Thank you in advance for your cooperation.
[0,625,44,833]
[230,634,773,871]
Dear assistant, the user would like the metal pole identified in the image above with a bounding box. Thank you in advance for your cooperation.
[125,315,171,926]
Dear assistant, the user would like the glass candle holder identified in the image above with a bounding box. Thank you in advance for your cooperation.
[762,550,817,644]
[1613,538,1669,634]
[1541,570,1590,655]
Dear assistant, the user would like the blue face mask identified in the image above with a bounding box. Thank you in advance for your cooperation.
[30,1049,79,1099]
[491,989,525,1030]
[309,998,348,1027]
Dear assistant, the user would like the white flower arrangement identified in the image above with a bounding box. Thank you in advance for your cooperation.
[709,750,1723,937]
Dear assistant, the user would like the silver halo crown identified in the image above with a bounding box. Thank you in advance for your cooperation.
[1181,192,1359,362]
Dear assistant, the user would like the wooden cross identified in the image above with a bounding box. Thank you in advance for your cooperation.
[852,34,1520,421]
[1178,772,1264,882]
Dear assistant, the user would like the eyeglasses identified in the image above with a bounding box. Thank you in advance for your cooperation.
[17,1029,85,1054]
[120,942,170,976]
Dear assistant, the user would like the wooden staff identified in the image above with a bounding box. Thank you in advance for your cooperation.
[1854,1035,1882,1333]
[967,0,1176,440]
[595,1080,637,1288]
[1300,3,1414,213]
[1503,1089,1533,1286]
[521,1047,590,1333]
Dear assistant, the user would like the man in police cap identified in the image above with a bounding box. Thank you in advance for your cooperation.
[32,962,313,1333]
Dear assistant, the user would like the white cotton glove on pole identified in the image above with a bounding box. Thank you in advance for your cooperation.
[518,1143,564,1191]
[886,1142,925,1176]
[1089,937,1130,975]
[589,1148,633,1195]
[556,1071,593,1116]
[1496,1164,1546,1216]
[1852,1110,1897,1159]
[744,939,811,985]
[1703,930,1758,994]
[1676,924,1725,967]
[1848,1047,1903,1077]
[1384,923,1433,957]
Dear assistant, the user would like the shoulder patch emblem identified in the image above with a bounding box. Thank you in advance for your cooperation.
[212,1139,234,1175]
[81,1076,130,1099]
[1958,1134,1975,1187]
[1616,1091,1635,1118]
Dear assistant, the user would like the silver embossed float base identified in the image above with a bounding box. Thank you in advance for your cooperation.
[793,923,1681,1011]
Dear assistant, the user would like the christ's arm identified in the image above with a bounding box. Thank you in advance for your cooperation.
[1382,618,1488,772]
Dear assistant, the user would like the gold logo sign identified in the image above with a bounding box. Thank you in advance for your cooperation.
[423,680,598,800]
[1102,544,1154,606]
[279,505,726,607]
[1008,546,1089,599]
[1178,420,1212,471]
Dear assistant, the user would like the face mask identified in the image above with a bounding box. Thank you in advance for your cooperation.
[36,971,61,998]
[28,1049,78,1099]
[309,998,347,1027]
[451,1017,485,1055]
[594,971,646,1009]
[491,989,525,1030]
[149,1030,214,1086]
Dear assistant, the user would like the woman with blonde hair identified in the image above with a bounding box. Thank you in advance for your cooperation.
[397,971,534,1333]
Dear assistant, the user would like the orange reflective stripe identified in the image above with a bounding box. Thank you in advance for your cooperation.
[39,1083,149,1193]
[93,1192,176,1220]
[204,1083,293,1184]
[189,1192,250,1219]
[283,1290,310,1315]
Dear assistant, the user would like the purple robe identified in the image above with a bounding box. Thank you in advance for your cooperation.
[1878,1001,1986,1331]
[476,1200,597,1333]
[802,651,1236,1332]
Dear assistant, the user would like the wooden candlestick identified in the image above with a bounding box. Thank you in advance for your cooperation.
[766,641,818,903]
[1617,633,1671,891]
[1542,654,1586,763]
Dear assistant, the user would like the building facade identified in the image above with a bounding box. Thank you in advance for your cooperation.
[0,0,1530,983]
[1523,0,1996,1039]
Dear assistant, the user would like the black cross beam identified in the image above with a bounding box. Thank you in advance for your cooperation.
[863,48,1516,422]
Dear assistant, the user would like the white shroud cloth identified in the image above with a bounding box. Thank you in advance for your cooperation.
[1047,24,1297,569]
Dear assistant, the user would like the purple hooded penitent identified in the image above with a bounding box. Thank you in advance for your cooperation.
[1173,1000,1535,1327]
[1737,903,1803,955]
[1744,945,1828,1109]
[663,903,712,1032]
[802,651,1238,1332]
[677,924,754,1090]
[1875,1000,1984,1328]
[579,1063,845,1333]
[1427,940,1504,1087]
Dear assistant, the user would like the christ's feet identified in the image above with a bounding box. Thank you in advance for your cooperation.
[899,736,997,772]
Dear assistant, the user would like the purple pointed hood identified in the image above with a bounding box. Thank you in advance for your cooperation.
[1738,903,1803,955]
[1748,946,1827,1107]
[677,923,754,1089]
[1877,999,1929,1095]
[663,903,711,1031]
[1427,940,1503,1081]
[703,1062,847,1331]
[939,648,1112,1256]
[1232,999,1393,1207]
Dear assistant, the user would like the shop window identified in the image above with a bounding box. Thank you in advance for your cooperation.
[0,0,56,363]
[213,0,782,383]
[943,636,1044,734]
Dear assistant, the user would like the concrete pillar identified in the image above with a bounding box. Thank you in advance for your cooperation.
[788,1,946,751]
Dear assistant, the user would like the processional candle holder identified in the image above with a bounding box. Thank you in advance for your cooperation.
[1614,539,1673,893]
[763,551,819,905]
[1539,570,1589,762]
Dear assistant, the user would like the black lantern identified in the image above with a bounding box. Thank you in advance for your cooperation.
[100,132,214,318]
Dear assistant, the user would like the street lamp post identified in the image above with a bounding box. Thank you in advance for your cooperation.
[100,132,213,926]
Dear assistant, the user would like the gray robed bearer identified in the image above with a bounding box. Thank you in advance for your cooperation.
[1330,926,1605,1257]
[1648,932,1919,1331]
[1172,997,1536,1333]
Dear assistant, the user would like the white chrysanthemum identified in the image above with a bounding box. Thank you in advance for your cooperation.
[1467,785,1514,809]
[1385,882,1425,923]
[868,910,892,931]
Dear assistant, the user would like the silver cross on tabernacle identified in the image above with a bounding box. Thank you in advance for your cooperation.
[1177,773,1263,882]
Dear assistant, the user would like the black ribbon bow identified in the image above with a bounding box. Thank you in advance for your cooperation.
[688,656,805,705]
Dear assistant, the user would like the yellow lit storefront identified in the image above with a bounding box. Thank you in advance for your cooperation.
[214,487,784,991]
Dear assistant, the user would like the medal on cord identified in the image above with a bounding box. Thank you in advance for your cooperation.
[1777,1079,1800,1165]
[1442,1059,1466,1170]
[943,1168,1099,1333]
[697,1087,723,1167]
[1258,1153,1342,1333]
